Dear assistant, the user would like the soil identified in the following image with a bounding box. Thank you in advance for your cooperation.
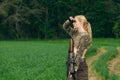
[87,48,106,80]
[108,48,120,76]
[70,48,120,80]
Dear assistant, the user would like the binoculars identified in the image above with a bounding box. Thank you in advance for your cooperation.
[68,17,76,23]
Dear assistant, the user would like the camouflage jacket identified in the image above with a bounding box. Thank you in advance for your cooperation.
[63,20,91,50]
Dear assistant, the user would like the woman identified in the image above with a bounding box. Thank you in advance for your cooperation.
[63,15,92,79]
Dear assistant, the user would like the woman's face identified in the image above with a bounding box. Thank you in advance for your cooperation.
[73,17,83,28]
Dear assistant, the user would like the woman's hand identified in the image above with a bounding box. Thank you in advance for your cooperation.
[68,16,83,28]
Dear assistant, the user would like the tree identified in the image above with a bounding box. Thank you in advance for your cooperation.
[113,20,120,38]
[0,0,44,39]
[0,0,120,39]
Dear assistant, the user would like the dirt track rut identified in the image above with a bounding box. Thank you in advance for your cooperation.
[108,48,120,76]
[87,48,106,80]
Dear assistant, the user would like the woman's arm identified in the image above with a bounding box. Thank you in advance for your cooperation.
[63,20,75,37]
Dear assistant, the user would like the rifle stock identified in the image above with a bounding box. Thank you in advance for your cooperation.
[69,39,75,79]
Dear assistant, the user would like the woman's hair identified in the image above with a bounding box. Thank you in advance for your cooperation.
[75,15,92,41]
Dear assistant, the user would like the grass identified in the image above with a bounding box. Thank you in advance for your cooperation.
[0,38,120,80]
[0,41,68,80]
[111,74,120,80]
[93,47,118,79]
[85,46,97,59]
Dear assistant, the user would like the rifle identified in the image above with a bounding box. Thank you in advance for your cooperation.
[67,39,76,80]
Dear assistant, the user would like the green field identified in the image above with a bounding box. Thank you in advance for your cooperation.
[0,38,120,80]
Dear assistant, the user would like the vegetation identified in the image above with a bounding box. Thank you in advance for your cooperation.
[111,74,120,80]
[92,38,120,80]
[0,0,120,39]
[113,19,120,38]
[0,38,120,80]
[0,1,120,79]
[93,47,118,80]
[0,40,68,80]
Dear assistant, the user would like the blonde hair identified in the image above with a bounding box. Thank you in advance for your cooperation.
[75,15,92,41]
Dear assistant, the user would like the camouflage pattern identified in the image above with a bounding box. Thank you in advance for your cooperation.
[63,19,91,79]
[63,19,91,55]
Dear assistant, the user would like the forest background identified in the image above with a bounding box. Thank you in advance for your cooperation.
[0,0,120,40]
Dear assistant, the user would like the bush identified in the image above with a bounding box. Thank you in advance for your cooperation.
[113,20,120,38]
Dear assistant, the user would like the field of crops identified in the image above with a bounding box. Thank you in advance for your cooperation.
[0,38,120,80]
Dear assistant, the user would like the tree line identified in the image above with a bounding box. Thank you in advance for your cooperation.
[0,0,120,40]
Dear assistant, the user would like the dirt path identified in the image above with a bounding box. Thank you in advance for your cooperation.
[108,48,120,76]
[87,48,106,80]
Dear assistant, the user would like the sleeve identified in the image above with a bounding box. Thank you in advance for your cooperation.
[63,20,76,37]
